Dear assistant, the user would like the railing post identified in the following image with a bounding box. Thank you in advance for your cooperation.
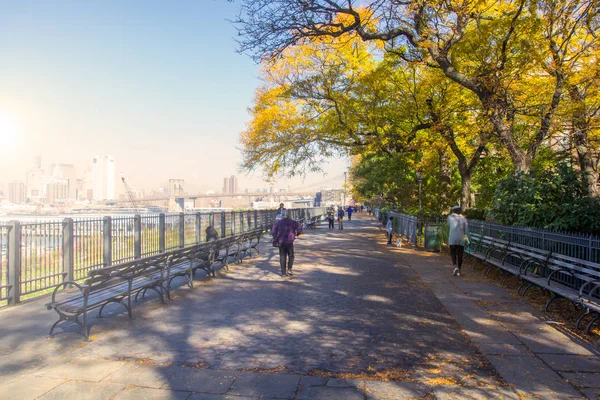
[103,216,112,267]
[62,218,74,283]
[134,215,141,259]
[159,213,165,253]
[221,212,226,238]
[196,213,202,244]
[179,213,185,248]
[240,212,245,233]
[7,221,21,305]
[254,209,258,229]
[231,211,236,235]
[209,212,214,228]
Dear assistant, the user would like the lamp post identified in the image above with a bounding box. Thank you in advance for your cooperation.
[416,169,423,234]
[343,171,347,208]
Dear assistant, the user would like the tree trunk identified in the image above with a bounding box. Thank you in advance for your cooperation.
[460,172,471,210]
[569,85,598,197]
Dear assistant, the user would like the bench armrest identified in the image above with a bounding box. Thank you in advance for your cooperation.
[501,251,525,266]
[579,280,600,300]
[519,259,546,276]
[546,268,574,286]
[46,281,89,310]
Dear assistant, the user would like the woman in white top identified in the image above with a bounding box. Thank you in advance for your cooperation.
[447,205,469,276]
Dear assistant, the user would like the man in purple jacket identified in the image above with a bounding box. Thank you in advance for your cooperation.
[271,210,302,277]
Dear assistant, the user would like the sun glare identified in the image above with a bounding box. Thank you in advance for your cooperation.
[0,111,20,149]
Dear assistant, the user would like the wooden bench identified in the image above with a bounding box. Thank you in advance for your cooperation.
[303,216,321,230]
[163,244,216,298]
[466,232,600,334]
[46,252,170,341]
[235,230,263,262]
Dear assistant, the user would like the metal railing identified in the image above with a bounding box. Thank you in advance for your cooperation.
[374,208,600,263]
[1,225,11,303]
[0,207,326,306]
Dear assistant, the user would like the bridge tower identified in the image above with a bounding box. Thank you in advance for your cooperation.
[168,179,185,212]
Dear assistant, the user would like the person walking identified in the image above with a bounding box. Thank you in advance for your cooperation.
[271,210,302,277]
[337,206,345,230]
[327,206,335,229]
[447,205,469,277]
[276,203,285,221]
[386,216,394,246]
[347,206,353,221]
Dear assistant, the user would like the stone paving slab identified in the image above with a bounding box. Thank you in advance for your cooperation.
[113,387,191,400]
[0,375,65,400]
[539,354,600,372]
[295,385,365,400]
[432,385,521,400]
[103,362,180,388]
[36,357,125,382]
[227,372,300,399]
[363,380,431,399]
[487,354,584,398]
[561,372,600,389]
[38,381,126,400]
[187,394,258,400]
[167,369,237,394]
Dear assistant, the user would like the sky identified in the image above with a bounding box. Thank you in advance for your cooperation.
[0,0,348,193]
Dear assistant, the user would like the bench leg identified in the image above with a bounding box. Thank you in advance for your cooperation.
[517,280,529,296]
[545,293,563,312]
[576,309,590,330]
[499,271,513,284]
[585,313,599,335]
[521,283,539,297]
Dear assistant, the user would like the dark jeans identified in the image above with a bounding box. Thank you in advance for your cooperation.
[279,242,295,274]
[328,218,334,229]
[348,214,352,221]
[450,245,464,268]
[387,231,392,245]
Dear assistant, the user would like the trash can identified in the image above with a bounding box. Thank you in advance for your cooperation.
[424,224,442,252]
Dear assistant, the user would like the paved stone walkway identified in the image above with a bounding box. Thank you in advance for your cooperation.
[0,215,598,399]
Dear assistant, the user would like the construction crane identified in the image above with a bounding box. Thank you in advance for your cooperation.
[121,177,139,210]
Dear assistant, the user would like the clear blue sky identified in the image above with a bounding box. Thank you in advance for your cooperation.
[0,0,347,192]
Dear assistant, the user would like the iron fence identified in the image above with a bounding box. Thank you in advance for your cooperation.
[469,220,600,264]
[20,220,64,298]
[0,224,10,304]
[0,207,326,306]
[141,214,161,257]
[73,217,104,280]
[374,208,600,263]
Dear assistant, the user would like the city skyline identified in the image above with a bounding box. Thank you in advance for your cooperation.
[0,1,348,193]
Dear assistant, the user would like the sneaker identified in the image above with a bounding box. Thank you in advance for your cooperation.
[287,270,293,276]
[456,271,461,277]
[453,267,459,276]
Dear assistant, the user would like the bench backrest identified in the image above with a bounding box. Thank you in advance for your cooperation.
[85,253,169,292]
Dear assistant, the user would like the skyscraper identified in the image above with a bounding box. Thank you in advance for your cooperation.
[223,177,229,193]
[9,181,26,204]
[26,155,44,201]
[51,163,77,199]
[229,175,238,194]
[92,155,115,201]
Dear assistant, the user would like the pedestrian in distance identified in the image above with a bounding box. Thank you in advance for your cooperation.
[275,203,285,221]
[337,206,345,230]
[271,210,302,277]
[447,205,469,277]
[386,216,394,246]
[347,206,353,221]
[205,225,219,242]
[327,206,335,229]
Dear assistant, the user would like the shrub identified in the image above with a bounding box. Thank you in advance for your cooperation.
[490,163,600,234]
